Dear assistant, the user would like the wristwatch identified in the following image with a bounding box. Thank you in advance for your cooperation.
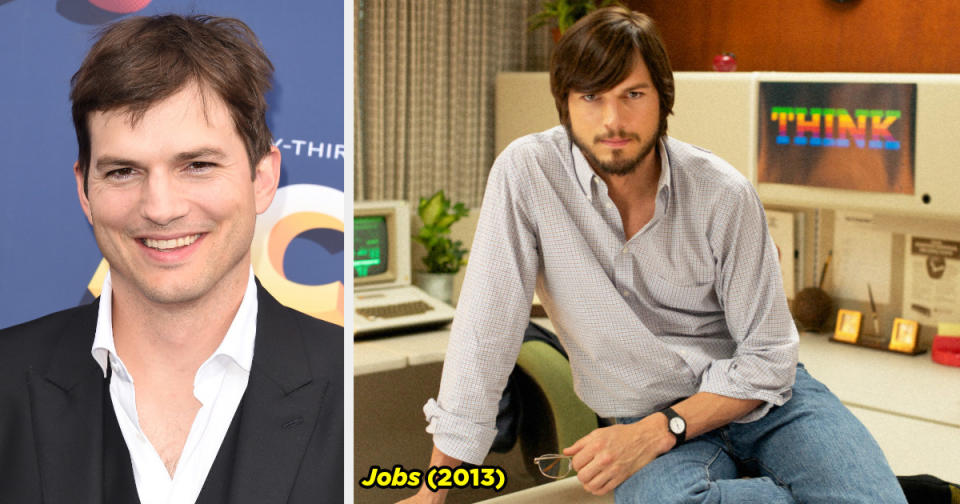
[660,407,686,445]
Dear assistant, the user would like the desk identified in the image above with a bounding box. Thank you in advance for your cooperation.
[798,334,960,483]
[355,321,960,500]
[354,327,451,375]
[797,334,960,427]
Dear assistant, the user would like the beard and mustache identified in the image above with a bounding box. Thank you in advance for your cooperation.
[568,127,658,177]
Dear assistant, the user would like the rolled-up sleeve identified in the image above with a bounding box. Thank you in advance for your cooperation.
[423,141,542,464]
[699,177,798,422]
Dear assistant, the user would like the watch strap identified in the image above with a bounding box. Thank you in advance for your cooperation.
[660,406,686,445]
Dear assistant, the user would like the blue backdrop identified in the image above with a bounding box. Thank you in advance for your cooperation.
[0,0,345,329]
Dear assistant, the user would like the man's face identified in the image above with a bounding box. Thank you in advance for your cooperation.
[567,57,660,176]
[76,83,280,306]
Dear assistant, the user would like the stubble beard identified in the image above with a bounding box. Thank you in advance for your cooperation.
[569,127,658,177]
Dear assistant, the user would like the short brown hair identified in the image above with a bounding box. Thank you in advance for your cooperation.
[70,14,274,194]
[550,7,674,138]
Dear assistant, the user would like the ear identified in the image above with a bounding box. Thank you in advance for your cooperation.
[253,145,282,214]
[74,161,93,225]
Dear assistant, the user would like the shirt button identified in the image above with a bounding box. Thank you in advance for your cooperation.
[621,290,630,297]
[137,432,146,443]
[605,202,614,209]
[622,246,629,254]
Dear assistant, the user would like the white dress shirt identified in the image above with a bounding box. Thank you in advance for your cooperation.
[91,269,258,504]
[425,128,798,464]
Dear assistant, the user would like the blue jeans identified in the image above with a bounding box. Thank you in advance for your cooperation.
[614,365,907,503]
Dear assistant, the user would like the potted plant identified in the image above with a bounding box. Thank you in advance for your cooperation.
[413,190,469,304]
[528,0,621,42]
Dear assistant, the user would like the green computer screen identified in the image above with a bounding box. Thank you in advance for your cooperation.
[354,215,388,278]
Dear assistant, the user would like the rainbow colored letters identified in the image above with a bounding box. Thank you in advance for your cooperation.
[770,107,901,150]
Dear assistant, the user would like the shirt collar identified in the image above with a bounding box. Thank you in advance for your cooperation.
[91,267,259,378]
[572,137,672,201]
[572,144,597,200]
[655,138,672,202]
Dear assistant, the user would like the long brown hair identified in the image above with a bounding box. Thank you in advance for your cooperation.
[550,7,674,138]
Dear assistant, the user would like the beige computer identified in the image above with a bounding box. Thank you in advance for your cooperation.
[353,200,457,336]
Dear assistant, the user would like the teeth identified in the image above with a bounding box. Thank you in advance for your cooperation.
[143,234,200,251]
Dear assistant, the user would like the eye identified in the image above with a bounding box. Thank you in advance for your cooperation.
[581,93,597,102]
[187,161,215,173]
[627,90,645,99]
[105,167,135,181]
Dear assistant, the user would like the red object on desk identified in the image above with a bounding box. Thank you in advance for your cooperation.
[712,52,737,72]
[931,335,960,367]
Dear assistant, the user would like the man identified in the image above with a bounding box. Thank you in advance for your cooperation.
[403,7,905,503]
[0,15,342,503]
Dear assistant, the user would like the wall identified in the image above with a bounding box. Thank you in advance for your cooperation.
[628,0,960,73]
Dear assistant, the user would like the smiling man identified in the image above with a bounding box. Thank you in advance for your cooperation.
[403,7,905,504]
[0,15,342,504]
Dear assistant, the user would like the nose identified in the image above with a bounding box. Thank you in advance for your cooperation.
[139,170,188,226]
[602,99,623,132]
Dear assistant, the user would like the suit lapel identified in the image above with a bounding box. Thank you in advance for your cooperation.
[224,284,330,504]
[27,300,106,504]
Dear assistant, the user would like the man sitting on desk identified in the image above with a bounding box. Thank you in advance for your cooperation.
[0,15,342,503]
[403,7,905,504]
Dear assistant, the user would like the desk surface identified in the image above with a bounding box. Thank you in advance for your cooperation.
[354,327,451,374]
[797,333,959,427]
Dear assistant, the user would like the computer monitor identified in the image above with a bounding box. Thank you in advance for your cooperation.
[353,200,412,290]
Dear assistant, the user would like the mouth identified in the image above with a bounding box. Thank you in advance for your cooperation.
[599,138,632,148]
[596,131,641,149]
[140,233,203,252]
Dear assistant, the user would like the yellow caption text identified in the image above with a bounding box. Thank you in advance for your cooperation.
[358,464,507,492]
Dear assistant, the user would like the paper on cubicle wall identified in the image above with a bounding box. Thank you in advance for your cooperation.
[832,212,892,304]
[766,209,798,299]
[903,236,960,327]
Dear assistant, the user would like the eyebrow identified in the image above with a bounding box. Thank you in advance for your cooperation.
[624,82,653,91]
[94,156,146,172]
[573,82,652,96]
[172,147,228,164]
[94,147,228,172]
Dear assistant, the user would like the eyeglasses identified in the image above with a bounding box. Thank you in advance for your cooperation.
[533,454,573,479]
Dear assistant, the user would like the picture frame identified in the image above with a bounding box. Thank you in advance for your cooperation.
[833,309,862,343]
[889,317,920,353]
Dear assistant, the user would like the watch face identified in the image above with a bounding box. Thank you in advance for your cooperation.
[669,417,685,434]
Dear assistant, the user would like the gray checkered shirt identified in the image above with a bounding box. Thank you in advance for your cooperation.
[425,127,798,464]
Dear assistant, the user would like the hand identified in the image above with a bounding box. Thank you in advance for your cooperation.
[562,415,675,495]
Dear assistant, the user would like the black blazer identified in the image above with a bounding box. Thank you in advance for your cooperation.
[0,282,343,503]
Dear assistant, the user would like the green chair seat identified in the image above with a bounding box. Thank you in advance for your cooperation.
[515,340,598,482]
